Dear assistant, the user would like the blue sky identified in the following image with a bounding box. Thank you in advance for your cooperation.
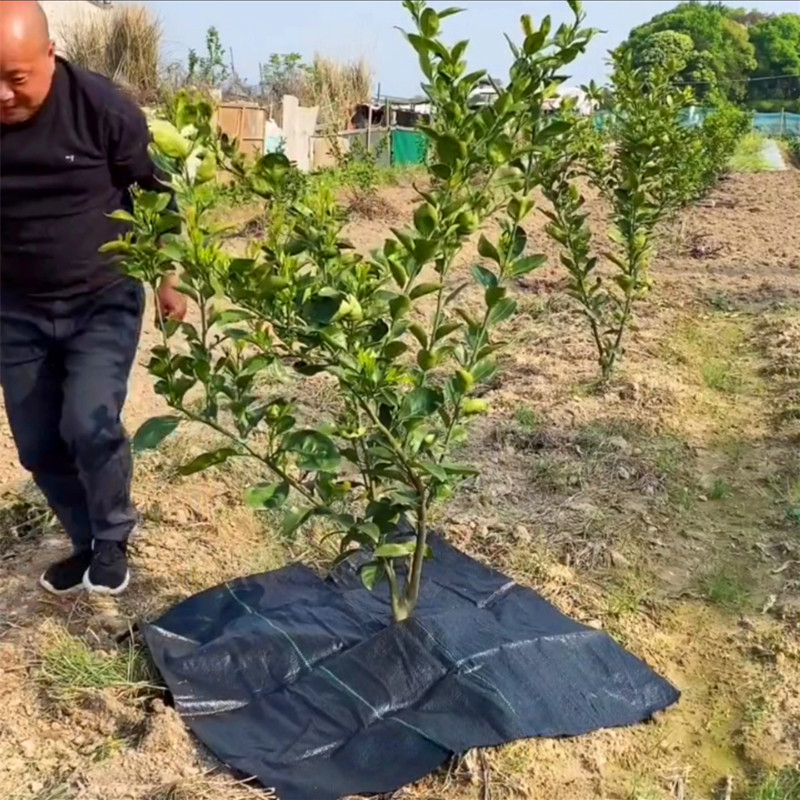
[141,0,797,96]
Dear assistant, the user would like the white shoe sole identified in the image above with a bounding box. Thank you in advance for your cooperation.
[82,568,131,596]
[38,573,85,596]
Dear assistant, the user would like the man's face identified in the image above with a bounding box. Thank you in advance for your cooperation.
[0,37,55,125]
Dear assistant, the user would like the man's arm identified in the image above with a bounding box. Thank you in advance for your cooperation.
[106,97,169,195]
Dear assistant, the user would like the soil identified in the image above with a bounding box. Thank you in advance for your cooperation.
[1,169,799,800]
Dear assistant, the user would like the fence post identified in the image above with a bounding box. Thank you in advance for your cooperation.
[780,108,785,137]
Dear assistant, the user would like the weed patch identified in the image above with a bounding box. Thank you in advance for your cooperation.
[37,626,160,703]
[700,567,752,611]
[730,133,771,173]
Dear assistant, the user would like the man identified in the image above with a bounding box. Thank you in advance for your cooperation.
[0,0,186,596]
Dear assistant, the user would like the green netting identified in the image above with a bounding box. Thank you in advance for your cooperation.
[391,129,428,166]
[753,112,800,136]
[593,107,800,136]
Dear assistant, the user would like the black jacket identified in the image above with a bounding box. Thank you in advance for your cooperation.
[0,58,166,303]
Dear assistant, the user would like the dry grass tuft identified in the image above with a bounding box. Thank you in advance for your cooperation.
[59,4,162,103]
[303,55,373,133]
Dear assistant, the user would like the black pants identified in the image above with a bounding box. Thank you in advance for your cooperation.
[0,279,144,552]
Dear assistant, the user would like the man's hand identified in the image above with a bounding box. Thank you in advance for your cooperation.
[156,274,187,323]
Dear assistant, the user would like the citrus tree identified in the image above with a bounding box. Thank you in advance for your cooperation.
[107,1,595,622]
[537,53,744,383]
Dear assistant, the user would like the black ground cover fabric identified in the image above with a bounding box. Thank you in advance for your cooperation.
[142,536,680,800]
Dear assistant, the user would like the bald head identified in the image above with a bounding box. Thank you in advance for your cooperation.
[1,1,51,50]
[1,1,55,125]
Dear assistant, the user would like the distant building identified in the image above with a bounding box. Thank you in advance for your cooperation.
[543,86,597,117]
[467,77,503,109]
[40,1,112,54]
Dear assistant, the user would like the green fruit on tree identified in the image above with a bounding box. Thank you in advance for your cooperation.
[195,151,217,184]
[462,398,489,415]
[454,369,474,393]
[263,275,290,292]
[149,119,192,160]
[455,210,479,235]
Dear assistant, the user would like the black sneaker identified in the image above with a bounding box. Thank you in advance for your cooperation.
[39,550,93,595]
[83,540,130,596]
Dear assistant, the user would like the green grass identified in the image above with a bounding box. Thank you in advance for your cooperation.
[606,572,651,618]
[37,627,159,702]
[709,478,732,500]
[702,359,744,394]
[748,769,800,800]
[729,133,770,173]
[514,404,539,431]
[700,567,751,611]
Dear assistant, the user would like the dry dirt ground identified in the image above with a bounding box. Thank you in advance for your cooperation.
[1,169,799,800]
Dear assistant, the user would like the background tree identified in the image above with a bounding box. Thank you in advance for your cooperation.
[187,26,230,89]
[748,13,800,103]
[619,2,757,101]
[259,53,311,106]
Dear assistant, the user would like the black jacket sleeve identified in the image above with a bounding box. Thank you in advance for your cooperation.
[106,100,165,193]
[104,95,178,217]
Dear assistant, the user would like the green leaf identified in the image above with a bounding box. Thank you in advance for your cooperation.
[417,461,448,482]
[472,265,498,288]
[413,204,438,237]
[132,416,180,452]
[413,238,438,265]
[472,358,498,384]
[360,561,385,591]
[410,282,443,300]
[107,210,136,223]
[245,481,290,509]
[539,119,572,141]
[508,254,547,278]
[434,321,462,341]
[285,430,341,473]
[282,506,314,538]
[477,235,501,264]
[305,293,343,326]
[510,225,527,258]
[389,259,408,288]
[375,541,417,559]
[384,340,409,360]
[98,240,132,255]
[179,447,237,475]
[402,386,443,419]
[390,294,411,320]
[214,309,254,326]
[440,461,479,476]
[487,297,517,326]
[420,8,440,37]
[523,30,546,55]
[408,322,429,349]
[436,133,466,166]
[485,285,507,308]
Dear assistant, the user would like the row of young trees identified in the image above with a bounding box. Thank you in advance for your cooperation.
[107,1,747,623]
